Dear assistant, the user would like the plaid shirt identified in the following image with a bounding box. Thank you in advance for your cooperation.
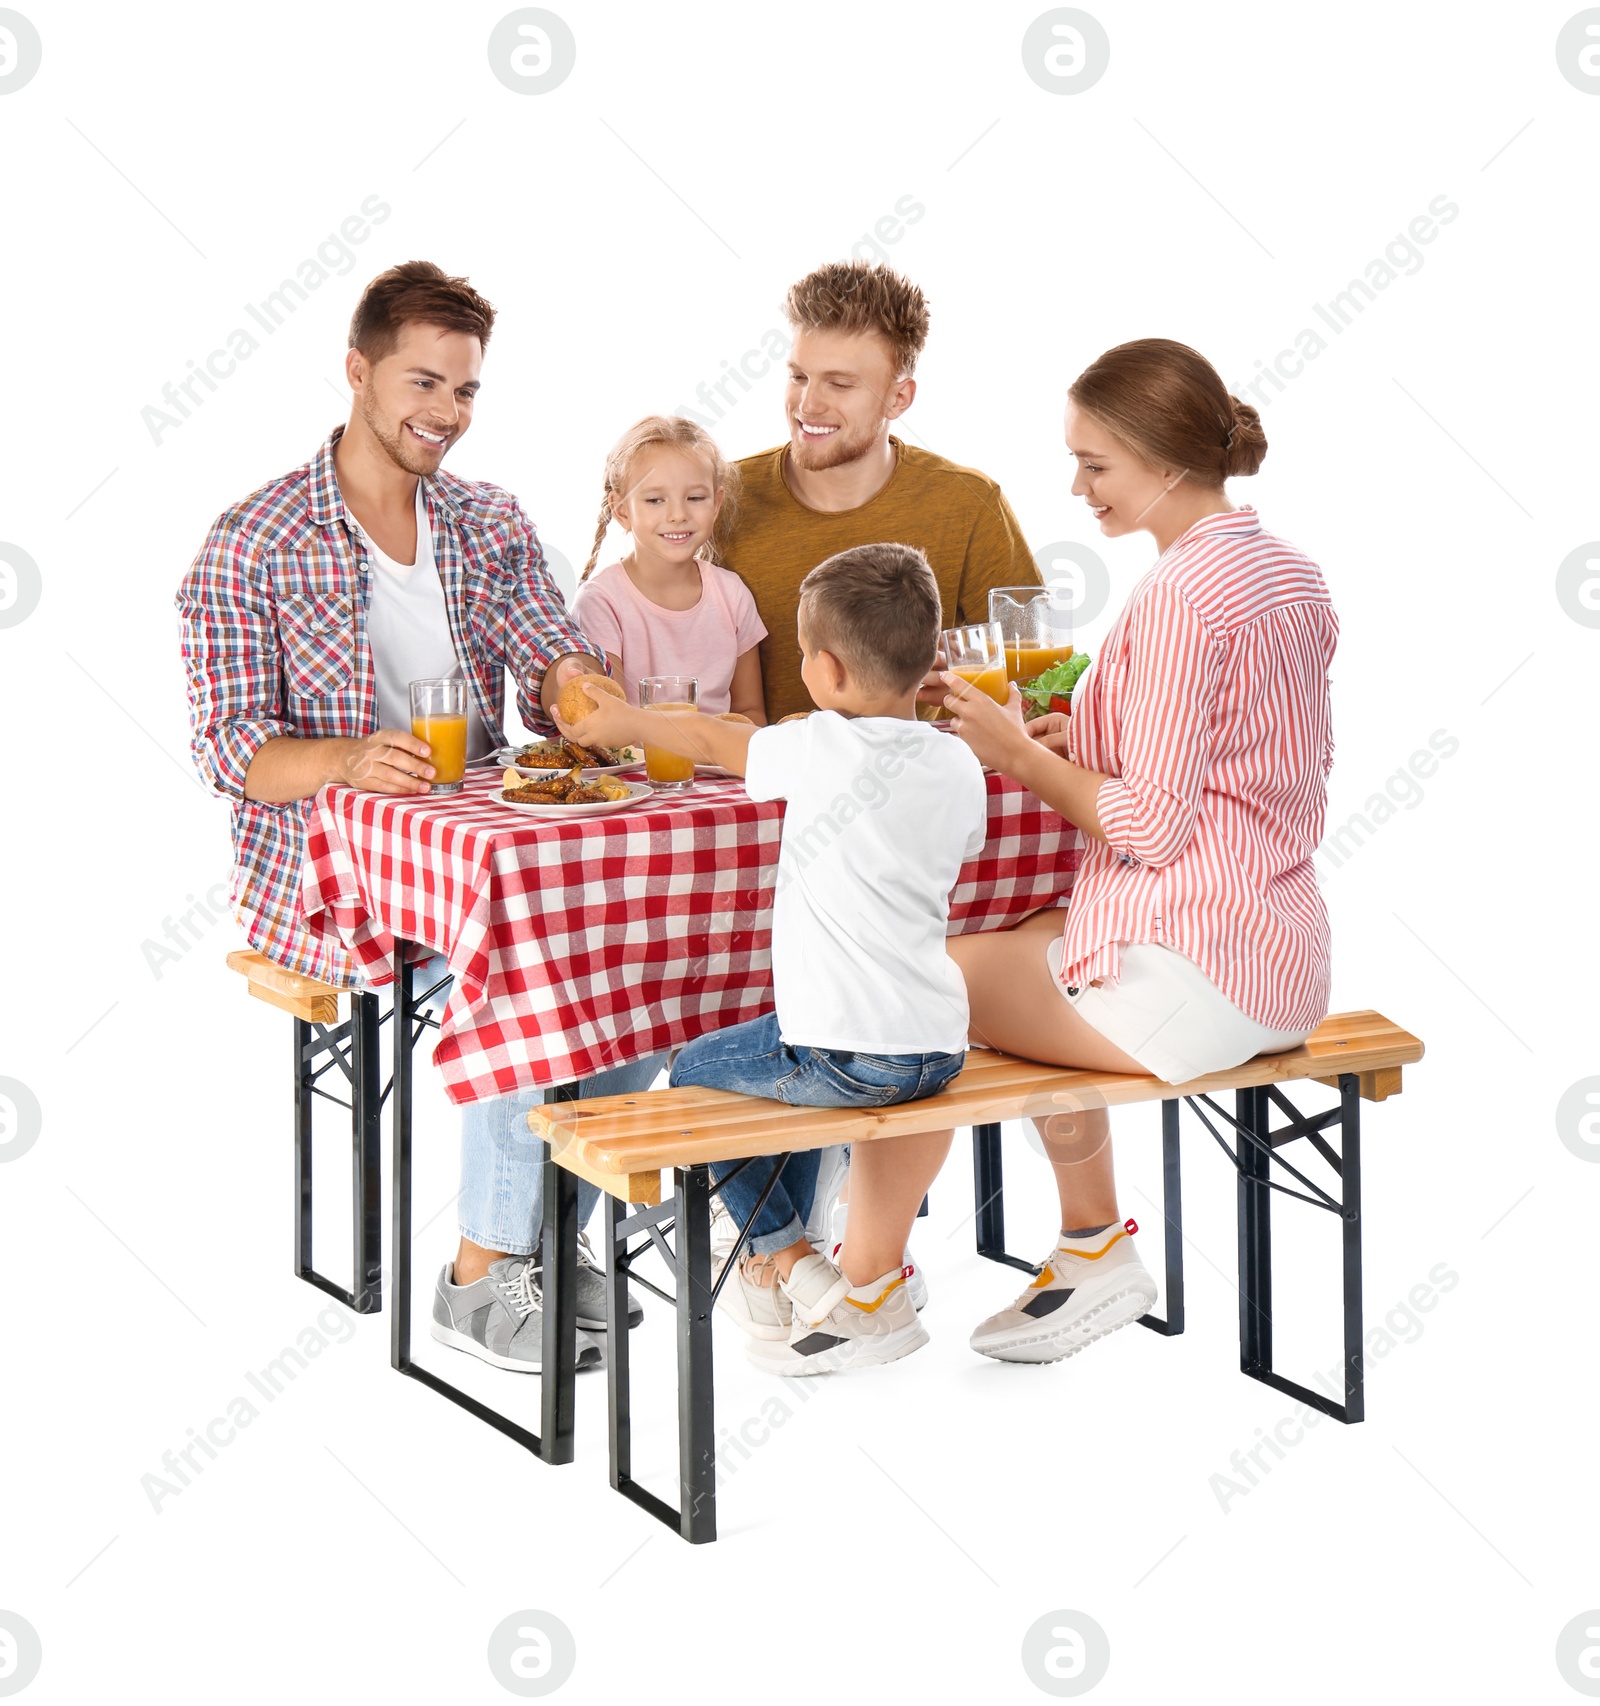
[177,428,590,988]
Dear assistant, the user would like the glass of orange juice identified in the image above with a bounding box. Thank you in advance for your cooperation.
[989,586,1075,683]
[638,675,698,787]
[941,623,1009,706]
[409,678,468,794]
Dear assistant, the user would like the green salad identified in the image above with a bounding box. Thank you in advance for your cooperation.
[1018,653,1091,716]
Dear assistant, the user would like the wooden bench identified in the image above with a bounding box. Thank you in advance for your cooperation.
[531,1009,1423,1544]
[227,949,386,1314]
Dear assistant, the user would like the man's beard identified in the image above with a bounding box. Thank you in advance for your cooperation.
[359,391,445,477]
[789,414,884,474]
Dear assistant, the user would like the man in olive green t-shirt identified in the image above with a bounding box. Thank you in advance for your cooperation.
[721,260,1039,722]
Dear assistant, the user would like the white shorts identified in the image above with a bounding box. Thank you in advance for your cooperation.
[1045,937,1310,1084]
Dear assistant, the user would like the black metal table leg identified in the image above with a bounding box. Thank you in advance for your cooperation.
[538,1135,578,1466]
[388,940,569,1464]
[351,990,384,1311]
[1137,1098,1186,1335]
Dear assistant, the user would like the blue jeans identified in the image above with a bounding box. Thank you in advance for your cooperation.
[670,1012,964,1256]
[403,956,668,1255]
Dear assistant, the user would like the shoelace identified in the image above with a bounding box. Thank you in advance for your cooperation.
[502,1261,543,1319]
[576,1230,602,1273]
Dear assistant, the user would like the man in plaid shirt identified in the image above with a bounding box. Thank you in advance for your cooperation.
[178,261,653,1370]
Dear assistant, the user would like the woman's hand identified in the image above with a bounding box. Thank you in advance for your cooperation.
[941,673,1032,774]
[1025,711,1071,759]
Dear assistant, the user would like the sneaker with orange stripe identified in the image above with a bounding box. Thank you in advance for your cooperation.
[747,1253,929,1376]
[969,1219,1156,1364]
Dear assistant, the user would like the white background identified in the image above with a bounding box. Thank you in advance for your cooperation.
[2,1,1598,1700]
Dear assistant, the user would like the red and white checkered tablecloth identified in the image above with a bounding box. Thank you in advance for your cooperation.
[302,767,1079,1105]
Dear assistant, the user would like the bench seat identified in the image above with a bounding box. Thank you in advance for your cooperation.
[527,1008,1423,1546]
[530,1009,1424,1204]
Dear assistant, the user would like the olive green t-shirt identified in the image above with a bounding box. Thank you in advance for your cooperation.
[722,437,1039,721]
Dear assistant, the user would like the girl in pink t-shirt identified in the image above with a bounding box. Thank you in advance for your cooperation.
[570,416,768,719]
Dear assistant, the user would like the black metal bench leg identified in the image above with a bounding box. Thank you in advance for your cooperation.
[294,1017,315,1286]
[1237,1084,1273,1377]
[605,1194,632,1492]
[1137,1098,1186,1335]
[973,1122,1004,1259]
[293,993,383,1315]
[1338,1076,1365,1422]
[1223,1075,1364,1424]
[972,1122,1036,1274]
[677,1165,717,1544]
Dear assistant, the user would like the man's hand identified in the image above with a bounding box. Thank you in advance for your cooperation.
[942,672,1031,775]
[539,652,608,723]
[336,729,436,794]
[1025,711,1072,759]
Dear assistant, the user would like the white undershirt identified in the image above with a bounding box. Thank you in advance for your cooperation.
[350,483,491,758]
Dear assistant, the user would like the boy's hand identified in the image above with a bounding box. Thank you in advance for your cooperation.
[942,672,1030,773]
[914,647,950,713]
[554,687,640,750]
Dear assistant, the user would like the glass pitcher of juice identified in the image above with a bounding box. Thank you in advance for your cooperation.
[988,586,1075,683]
[409,677,469,794]
[638,675,698,787]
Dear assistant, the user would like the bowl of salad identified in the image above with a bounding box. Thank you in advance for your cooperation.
[1017,652,1091,719]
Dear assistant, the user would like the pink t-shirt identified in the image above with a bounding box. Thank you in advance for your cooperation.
[569,558,768,715]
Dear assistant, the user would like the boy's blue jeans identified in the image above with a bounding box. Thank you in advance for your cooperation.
[670,1012,964,1256]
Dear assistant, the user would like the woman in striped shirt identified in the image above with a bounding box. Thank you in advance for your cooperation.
[812,339,1338,1374]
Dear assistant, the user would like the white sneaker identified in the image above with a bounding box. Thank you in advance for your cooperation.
[828,1206,928,1312]
[749,1254,928,1377]
[969,1220,1157,1364]
[803,1144,852,1247]
[711,1252,792,1341]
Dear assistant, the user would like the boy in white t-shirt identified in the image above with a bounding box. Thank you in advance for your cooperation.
[561,542,988,1375]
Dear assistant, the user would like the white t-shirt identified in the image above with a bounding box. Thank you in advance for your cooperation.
[744,713,989,1056]
[350,483,492,758]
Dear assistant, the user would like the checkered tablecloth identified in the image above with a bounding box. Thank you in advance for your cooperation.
[302,766,1079,1105]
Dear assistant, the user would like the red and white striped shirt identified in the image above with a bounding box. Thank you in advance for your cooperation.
[1062,507,1337,1033]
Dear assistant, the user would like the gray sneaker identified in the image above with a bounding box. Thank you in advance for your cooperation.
[568,1230,644,1331]
[430,1256,603,1373]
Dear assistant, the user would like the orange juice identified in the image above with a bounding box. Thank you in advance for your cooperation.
[642,702,696,785]
[951,664,1009,705]
[1005,643,1075,682]
[412,712,468,786]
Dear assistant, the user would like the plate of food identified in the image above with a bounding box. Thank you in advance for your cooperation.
[490,738,644,775]
[496,767,653,817]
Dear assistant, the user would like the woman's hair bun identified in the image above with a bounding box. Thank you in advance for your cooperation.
[1068,340,1268,489]
[1224,395,1268,477]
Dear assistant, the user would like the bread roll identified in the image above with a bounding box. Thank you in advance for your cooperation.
[716,712,754,725]
[556,672,624,724]
[777,711,811,724]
